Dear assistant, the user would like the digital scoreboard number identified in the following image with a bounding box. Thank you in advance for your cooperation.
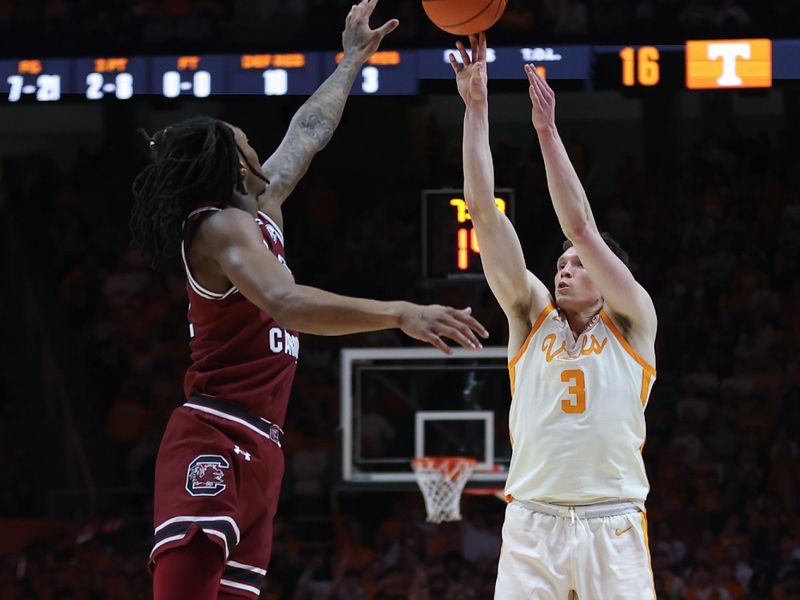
[150,55,226,98]
[619,46,661,87]
[593,45,684,89]
[326,50,417,95]
[0,58,67,102]
[422,188,514,281]
[74,57,147,100]
[230,53,321,96]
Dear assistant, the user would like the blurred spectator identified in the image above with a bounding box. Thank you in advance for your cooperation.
[546,0,589,37]
[0,0,794,54]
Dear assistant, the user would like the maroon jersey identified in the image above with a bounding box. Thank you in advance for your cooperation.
[181,207,298,427]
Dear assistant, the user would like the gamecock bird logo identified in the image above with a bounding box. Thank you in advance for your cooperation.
[185,455,229,497]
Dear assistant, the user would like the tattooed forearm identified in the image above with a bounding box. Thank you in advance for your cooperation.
[261,56,363,204]
[297,55,362,147]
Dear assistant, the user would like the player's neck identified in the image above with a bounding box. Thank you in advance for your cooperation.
[231,190,259,216]
[561,302,603,340]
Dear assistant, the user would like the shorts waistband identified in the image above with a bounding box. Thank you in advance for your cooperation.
[184,396,284,448]
[513,499,642,519]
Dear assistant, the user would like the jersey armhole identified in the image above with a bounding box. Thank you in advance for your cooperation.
[509,303,555,369]
[599,309,656,376]
[508,303,556,395]
[257,210,285,245]
[182,208,238,301]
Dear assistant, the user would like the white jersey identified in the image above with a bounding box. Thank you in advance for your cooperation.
[504,304,656,505]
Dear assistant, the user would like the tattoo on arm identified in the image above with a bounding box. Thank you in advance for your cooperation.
[262,56,362,204]
[298,112,333,146]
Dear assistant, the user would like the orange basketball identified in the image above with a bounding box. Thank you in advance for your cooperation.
[422,0,508,36]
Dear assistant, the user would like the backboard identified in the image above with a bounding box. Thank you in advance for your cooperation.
[340,347,511,485]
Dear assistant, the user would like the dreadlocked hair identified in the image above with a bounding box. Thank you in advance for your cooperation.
[130,115,246,265]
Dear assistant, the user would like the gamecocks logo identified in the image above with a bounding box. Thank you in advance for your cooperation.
[185,455,229,497]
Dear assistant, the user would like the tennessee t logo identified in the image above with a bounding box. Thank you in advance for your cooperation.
[686,39,772,89]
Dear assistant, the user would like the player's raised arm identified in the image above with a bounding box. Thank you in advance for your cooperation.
[525,64,656,340]
[259,0,399,219]
[452,34,551,330]
[200,208,488,355]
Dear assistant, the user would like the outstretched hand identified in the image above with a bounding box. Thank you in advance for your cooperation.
[399,305,489,355]
[525,64,556,132]
[449,32,488,106]
[342,0,399,63]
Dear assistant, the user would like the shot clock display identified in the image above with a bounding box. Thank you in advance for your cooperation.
[422,188,514,281]
[1,38,799,102]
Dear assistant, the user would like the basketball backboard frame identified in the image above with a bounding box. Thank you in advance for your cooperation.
[340,346,509,484]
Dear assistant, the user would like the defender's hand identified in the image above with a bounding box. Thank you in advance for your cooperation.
[399,304,489,355]
[450,33,488,106]
[342,0,399,63]
[525,63,556,132]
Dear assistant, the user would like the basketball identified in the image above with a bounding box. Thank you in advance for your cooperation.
[422,0,508,36]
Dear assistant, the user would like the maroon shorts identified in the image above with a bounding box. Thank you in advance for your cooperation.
[150,396,285,598]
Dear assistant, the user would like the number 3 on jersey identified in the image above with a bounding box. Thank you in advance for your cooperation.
[561,369,586,413]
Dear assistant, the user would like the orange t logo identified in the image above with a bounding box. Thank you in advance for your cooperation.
[686,39,772,89]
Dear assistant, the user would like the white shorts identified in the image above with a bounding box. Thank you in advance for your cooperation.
[494,500,656,600]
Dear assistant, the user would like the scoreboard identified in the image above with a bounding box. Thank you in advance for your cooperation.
[422,189,515,281]
[1,38,800,101]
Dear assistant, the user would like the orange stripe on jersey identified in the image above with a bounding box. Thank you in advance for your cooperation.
[639,370,653,407]
[599,310,656,377]
[508,304,556,394]
[641,512,656,599]
[509,304,555,369]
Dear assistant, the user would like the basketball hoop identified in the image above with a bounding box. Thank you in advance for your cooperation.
[411,456,477,523]
[463,487,507,502]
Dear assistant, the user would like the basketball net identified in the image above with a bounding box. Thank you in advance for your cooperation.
[411,456,477,523]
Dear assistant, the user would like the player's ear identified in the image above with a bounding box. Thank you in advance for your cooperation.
[236,163,248,194]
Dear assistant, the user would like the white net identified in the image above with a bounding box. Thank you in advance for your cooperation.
[411,457,477,523]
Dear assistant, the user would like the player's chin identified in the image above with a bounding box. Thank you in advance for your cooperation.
[555,293,579,311]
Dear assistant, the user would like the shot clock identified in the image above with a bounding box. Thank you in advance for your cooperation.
[422,188,514,281]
